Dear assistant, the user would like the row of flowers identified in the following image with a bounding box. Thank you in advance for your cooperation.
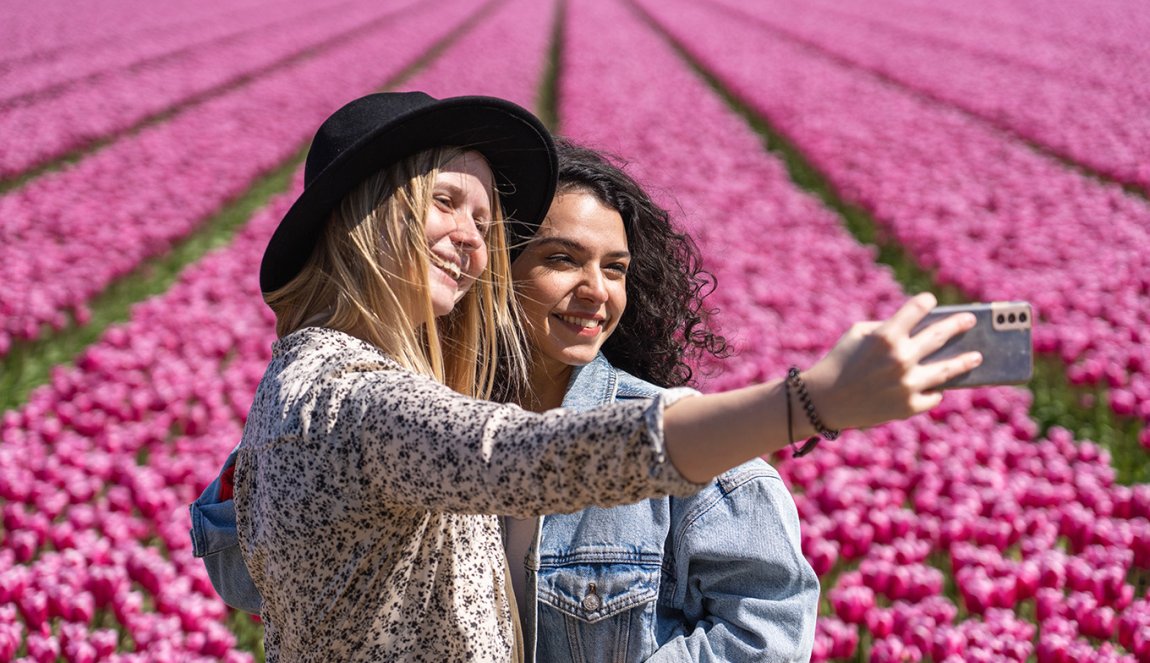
[0,0,408,177]
[640,0,1150,441]
[0,0,267,75]
[0,0,480,359]
[0,0,555,658]
[703,0,1150,194]
[562,0,1148,660]
[876,0,1150,69]
[803,0,1150,97]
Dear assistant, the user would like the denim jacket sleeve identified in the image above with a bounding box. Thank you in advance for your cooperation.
[649,460,819,662]
[188,445,263,614]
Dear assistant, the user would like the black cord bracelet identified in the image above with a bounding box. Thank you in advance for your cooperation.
[786,366,839,457]
[784,376,816,457]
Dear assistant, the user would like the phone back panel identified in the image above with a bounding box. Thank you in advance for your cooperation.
[912,302,1033,389]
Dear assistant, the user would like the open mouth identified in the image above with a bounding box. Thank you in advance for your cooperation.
[429,253,463,281]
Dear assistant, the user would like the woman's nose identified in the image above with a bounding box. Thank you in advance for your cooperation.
[450,217,483,254]
[576,269,609,303]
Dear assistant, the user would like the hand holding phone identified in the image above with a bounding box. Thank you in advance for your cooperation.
[912,301,1034,389]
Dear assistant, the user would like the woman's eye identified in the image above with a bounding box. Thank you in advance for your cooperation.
[433,195,453,209]
[545,254,575,265]
[606,262,629,275]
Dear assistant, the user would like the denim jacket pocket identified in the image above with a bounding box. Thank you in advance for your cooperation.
[536,553,660,663]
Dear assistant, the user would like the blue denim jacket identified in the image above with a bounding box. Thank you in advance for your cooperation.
[525,354,819,662]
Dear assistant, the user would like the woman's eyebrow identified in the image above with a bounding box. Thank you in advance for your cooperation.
[533,236,630,259]
[434,181,491,215]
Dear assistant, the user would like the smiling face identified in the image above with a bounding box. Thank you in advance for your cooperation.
[511,191,630,381]
[423,151,493,319]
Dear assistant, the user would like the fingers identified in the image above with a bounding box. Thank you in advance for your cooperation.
[914,351,982,392]
[909,389,944,413]
[878,292,937,338]
[909,311,978,364]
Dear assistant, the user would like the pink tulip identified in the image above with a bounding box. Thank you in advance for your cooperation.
[0,567,29,605]
[7,530,39,564]
[870,637,922,663]
[931,627,966,661]
[112,590,142,626]
[63,639,98,663]
[89,629,118,659]
[18,592,49,632]
[0,627,19,661]
[829,585,874,624]
[866,607,895,639]
[805,536,839,576]
[1013,560,1040,600]
[1079,605,1117,641]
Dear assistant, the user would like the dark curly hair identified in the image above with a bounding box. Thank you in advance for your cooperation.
[536,138,729,388]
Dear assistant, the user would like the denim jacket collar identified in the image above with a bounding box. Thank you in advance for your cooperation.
[562,353,662,409]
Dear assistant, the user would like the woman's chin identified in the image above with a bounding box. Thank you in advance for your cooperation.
[547,343,601,368]
[429,289,458,317]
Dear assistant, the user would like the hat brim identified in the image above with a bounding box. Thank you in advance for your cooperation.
[260,96,556,293]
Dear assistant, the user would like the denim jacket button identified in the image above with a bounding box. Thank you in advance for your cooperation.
[582,591,601,611]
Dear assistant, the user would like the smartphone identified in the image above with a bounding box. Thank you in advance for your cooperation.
[911,301,1034,389]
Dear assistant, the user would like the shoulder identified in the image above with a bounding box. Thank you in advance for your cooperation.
[669,458,790,525]
[716,457,783,493]
[274,327,400,373]
[242,327,460,453]
[265,327,457,402]
[613,366,671,400]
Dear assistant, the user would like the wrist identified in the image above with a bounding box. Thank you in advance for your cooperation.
[785,367,839,457]
[795,361,845,431]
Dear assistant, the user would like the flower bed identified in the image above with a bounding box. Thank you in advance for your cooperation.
[702,0,1150,193]
[638,0,1150,443]
[0,0,556,658]
[0,0,480,358]
[0,0,270,68]
[563,0,1149,659]
[0,0,420,177]
[1,0,1148,659]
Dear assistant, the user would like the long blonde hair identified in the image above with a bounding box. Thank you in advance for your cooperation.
[265,147,528,399]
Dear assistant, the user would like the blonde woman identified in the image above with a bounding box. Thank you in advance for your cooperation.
[202,92,981,662]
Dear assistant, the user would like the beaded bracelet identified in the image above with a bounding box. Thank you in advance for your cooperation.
[785,366,839,457]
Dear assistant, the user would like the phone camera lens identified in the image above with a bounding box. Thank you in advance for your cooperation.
[1019,312,1028,323]
[1008,313,1016,323]
[997,314,1006,324]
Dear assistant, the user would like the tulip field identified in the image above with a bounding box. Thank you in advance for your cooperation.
[1,0,1147,660]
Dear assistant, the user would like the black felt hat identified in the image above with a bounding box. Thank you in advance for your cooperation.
[260,91,557,293]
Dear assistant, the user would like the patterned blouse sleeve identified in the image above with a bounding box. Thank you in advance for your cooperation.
[330,366,706,517]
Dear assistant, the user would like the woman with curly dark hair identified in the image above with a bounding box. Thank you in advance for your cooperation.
[503,138,821,662]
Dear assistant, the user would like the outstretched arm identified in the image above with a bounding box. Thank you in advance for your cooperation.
[664,293,979,482]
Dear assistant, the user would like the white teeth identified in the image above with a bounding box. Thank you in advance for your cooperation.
[558,315,600,329]
[430,254,462,280]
